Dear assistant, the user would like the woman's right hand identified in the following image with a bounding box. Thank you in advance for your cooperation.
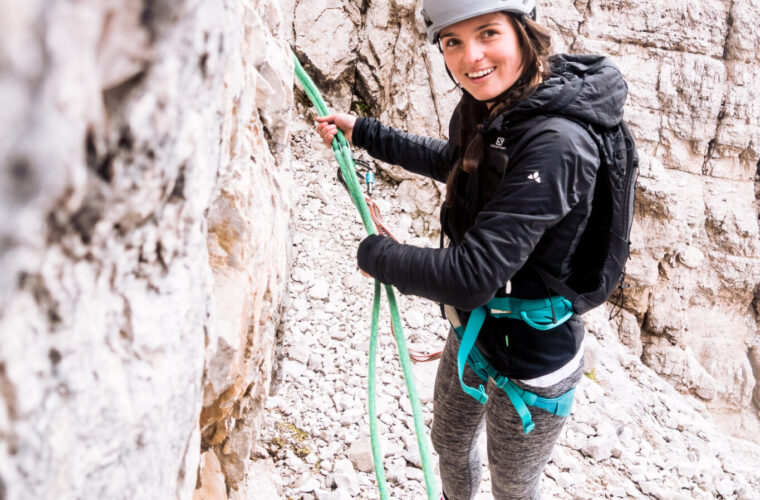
[315,113,357,147]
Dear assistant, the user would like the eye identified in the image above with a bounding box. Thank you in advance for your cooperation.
[443,38,460,48]
[482,29,499,38]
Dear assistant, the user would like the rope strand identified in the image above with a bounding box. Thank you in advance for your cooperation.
[293,51,438,500]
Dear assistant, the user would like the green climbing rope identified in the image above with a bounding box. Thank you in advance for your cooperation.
[293,52,438,500]
[368,279,389,498]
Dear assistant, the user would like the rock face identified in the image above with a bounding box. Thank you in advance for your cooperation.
[562,0,760,436]
[287,0,760,438]
[0,0,293,499]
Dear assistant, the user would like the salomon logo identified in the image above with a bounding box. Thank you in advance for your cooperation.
[491,137,506,150]
[527,172,541,183]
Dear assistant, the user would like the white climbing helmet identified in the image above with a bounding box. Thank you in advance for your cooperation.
[421,0,537,44]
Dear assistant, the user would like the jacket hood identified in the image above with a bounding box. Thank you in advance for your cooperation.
[489,54,628,131]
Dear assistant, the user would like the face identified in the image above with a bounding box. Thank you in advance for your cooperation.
[439,12,524,101]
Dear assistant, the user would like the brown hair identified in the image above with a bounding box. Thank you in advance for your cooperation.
[444,15,553,207]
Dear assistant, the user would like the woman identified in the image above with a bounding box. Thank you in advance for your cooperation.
[315,1,627,498]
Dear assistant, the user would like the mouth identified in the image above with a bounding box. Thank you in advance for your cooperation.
[466,66,496,81]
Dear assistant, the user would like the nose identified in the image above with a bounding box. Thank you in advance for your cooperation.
[462,40,485,65]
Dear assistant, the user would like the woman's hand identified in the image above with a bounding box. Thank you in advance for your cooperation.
[315,113,357,147]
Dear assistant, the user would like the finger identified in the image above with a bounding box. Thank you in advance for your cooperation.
[315,115,334,123]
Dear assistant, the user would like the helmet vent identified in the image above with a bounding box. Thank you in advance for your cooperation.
[422,10,433,28]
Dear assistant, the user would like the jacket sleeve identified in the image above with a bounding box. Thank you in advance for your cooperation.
[352,117,455,183]
[356,124,599,310]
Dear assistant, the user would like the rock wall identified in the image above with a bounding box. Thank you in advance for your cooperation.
[0,0,293,499]
[287,0,760,437]
[558,0,760,438]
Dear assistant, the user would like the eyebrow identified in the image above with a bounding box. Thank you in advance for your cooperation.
[440,22,500,39]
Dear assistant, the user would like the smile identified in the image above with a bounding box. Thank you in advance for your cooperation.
[466,67,496,79]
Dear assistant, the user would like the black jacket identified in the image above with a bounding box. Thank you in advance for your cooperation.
[354,54,628,378]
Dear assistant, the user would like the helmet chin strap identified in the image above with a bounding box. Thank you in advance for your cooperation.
[442,62,462,89]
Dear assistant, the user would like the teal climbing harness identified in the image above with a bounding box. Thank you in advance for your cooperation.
[292,52,438,500]
[444,296,577,434]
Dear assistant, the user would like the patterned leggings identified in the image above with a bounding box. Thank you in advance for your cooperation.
[431,332,583,500]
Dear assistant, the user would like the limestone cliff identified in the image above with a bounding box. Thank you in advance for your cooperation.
[0,0,293,498]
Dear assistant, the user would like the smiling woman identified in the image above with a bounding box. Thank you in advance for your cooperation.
[438,11,552,209]
[439,13,525,102]
[315,0,632,498]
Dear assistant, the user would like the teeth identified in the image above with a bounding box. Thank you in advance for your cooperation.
[468,67,495,78]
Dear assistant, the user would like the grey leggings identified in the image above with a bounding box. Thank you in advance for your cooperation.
[431,332,583,500]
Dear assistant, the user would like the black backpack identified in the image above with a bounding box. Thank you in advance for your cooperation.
[536,119,639,315]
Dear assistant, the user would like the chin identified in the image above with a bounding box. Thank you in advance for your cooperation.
[466,87,500,102]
